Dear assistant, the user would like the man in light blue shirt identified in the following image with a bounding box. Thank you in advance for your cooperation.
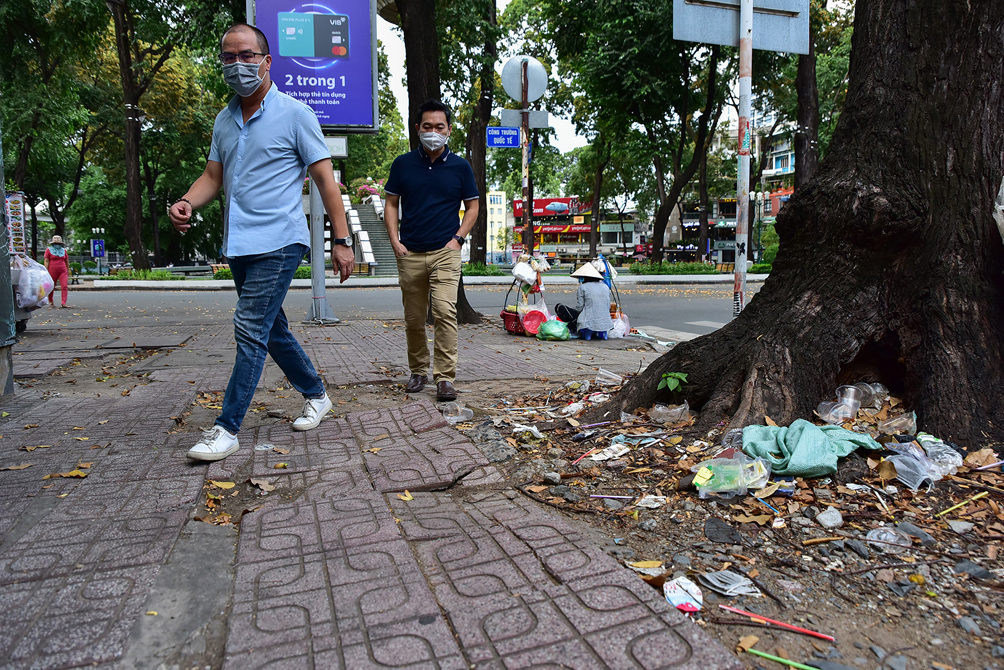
[169,23,355,461]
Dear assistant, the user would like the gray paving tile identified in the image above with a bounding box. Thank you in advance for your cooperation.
[237,502,324,564]
[347,400,447,442]
[364,428,489,493]
[338,616,468,670]
[299,466,374,501]
[0,566,159,669]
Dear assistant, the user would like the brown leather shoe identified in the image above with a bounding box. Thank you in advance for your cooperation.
[436,380,457,401]
[404,374,427,393]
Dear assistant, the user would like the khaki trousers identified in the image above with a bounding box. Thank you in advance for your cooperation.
[396,247,461,382]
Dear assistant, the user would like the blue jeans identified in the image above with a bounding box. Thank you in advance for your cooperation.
[216,243,325,434]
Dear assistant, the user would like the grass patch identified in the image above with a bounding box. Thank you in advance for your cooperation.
[628,261,720,275]
[462,262,506,276]
[106,269,184,281]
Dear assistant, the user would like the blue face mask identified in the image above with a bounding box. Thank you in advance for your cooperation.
[223,61,264,97]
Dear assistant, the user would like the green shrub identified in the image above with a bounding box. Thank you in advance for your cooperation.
[214,268,233,280]
[462,262,505,276]
[293,265,312,279]
[629,261,720,275]
[82,260,97,270]
[749,263,772,273]
[762,243,779,265]
[70,262,82,274]
[106,269,183,281]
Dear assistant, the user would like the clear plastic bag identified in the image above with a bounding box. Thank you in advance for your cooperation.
[595,368,623,386]
[11,255,53,309]
[690,453,772,499]
[917,432,963,477]
[512,261,536,284]
[885,454,935,491]
[608,313,630,339]
[650,401,690,424]
[866,526,912,554]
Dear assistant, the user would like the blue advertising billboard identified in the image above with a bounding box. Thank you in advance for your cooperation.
[255,0,378,132]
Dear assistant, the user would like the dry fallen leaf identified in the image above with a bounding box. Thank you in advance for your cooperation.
[76,462,93,469]
[0,463,32,471]
[764,416,778,427]
[737,635,759,653]
[272,447,290,455]
[364,447,382,453]
[965,448,999,468]
[397,490,414,501]
[145,611,158,616]
[567,418,580,427]
[630,560,663,569]
[527,485,549,493]
[668,436,683,445]
[23,424,38,429]
[250,478,276,492]
[735,514,772,525]
[625,467,652,474]
[42,469,88,479]
[878,459,898,483]
[210,480,236,489]
[867,456,880,470]
[753,482,781,498]
[97,420,108,425]
[73,437,89,441]
[20,445,50,452]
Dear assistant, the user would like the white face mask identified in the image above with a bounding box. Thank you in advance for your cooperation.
[419,132,449,153]
[223,60,264,97]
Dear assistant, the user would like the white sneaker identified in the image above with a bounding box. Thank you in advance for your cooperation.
[187,426,239,461]
[292,394,332,431]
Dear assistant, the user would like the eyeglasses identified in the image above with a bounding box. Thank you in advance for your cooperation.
[219,51,267,65]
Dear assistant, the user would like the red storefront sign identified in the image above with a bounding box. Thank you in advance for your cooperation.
[514,224,592,234]
[512,197,586,218]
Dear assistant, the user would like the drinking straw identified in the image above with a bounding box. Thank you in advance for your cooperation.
[975,459,1004,471]
[744,648,817,670]
[718,605,836,642]
[935,490,987,517]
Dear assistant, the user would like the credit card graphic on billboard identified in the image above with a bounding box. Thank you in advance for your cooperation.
[277,12,349,58]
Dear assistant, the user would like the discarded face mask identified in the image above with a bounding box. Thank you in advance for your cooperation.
[697,570,762,598]
[634,495,667,509]
[590,444,630,461]
[664,576,703,613]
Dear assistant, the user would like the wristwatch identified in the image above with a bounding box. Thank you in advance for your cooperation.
[452,234,466,246]
[332,237,353,247]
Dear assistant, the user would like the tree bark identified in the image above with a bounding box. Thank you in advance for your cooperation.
[396,0,441,149]
[465,0,496,266]
[587,0,1004,448]
[588,138,609,257]
[795,34,819,188]
[698,153,709,261]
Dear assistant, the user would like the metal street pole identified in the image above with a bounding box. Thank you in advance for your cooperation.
[520,60,532,256]
[305,178,339,324]
[733,0,752,316]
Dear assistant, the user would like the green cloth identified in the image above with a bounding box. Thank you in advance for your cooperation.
[742,419,883,478]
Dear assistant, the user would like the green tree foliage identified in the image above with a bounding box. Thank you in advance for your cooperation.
[486,133,563,201]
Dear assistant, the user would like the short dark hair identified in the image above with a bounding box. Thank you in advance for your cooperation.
[415,100,452,127]
[221,23,270,55]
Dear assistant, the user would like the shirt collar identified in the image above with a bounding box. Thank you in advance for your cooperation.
[228,82,279,127]
[418,144,451,163]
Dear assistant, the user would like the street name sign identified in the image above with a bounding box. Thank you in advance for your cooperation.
[673,0,809,54]
[487,127,521,148]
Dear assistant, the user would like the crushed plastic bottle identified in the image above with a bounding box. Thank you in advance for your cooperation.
[690,453,771,499]
[917,432,964,477]
[866,526,912,554]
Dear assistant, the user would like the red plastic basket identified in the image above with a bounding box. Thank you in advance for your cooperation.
[521,309,547,335]
[501,309,526,335]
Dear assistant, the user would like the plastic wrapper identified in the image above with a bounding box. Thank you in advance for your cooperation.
[608,314,630,339]
[11,255,54,309]
[663,576,702,613]
[536,319,570,341]
[866,526,912,554]
[721,428,744,450]
[650,401,690,424]
[512,261,536,284]
[877,411,917,436]
[690,453,772,499]
[595,368,623,386]
[917,432,963,477]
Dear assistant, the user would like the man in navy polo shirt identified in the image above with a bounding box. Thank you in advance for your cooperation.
[168,23,355,461]
[384,100,479,401]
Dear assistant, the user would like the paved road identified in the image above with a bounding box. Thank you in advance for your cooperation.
[36,284,742,341]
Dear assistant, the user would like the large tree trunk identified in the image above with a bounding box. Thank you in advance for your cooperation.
[588,0,1004,447]
[698,153,709,261]
[143,161,162,265]
[396,0,440,149]
[795,34,819,188]
[465,0,496,266]
[588,138,608,258]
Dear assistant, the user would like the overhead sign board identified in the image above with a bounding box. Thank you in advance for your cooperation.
[501,56,548,103]
[255,0,379,131]
[513,197,586,218]
[90,240,105,258]
[487,127,520,148]
[500,109,550,129]
[673,0,810,54]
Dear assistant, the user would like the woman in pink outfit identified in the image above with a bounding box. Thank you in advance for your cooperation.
[43,234,69,307]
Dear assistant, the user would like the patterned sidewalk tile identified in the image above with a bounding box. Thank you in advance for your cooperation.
[364,428,489,493]
[347,400,447,442]
[237,502,324,565]
[252,419,362,475]
[315,493,401,550]
[202,426,258,481]
[0,566,159,670]
[0,510,188,585]
[298,466,374,501]
[454,342,552,382]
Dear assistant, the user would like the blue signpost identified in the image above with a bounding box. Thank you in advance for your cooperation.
[91,239,105,276]
[487,126,521,148]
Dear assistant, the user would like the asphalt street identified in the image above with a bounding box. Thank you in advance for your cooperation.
[39,283,746,340]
